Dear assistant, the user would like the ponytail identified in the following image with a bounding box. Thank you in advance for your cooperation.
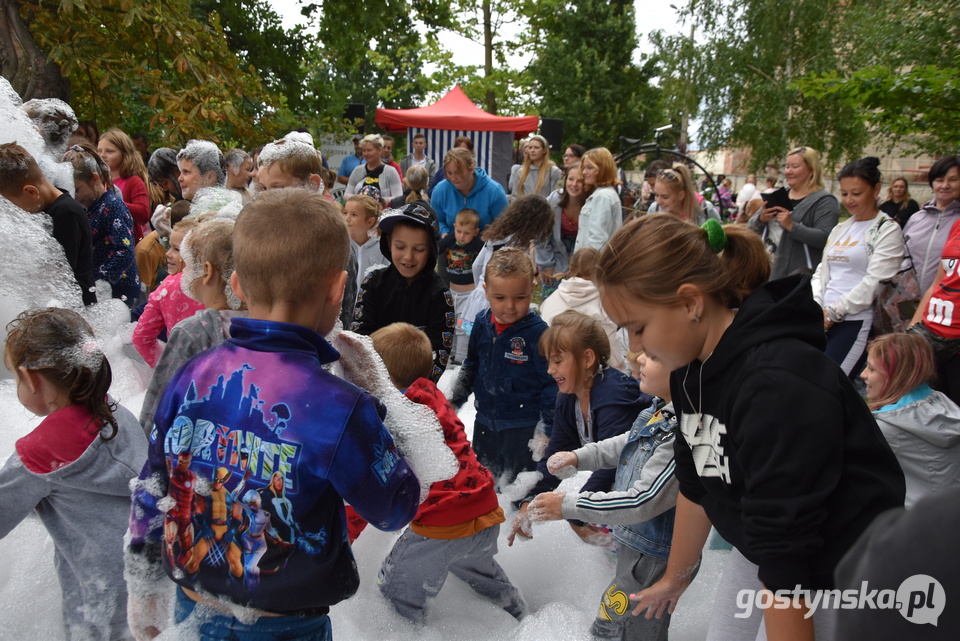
[596,214,769,308]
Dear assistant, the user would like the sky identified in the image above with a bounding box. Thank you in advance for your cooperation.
[269,0,686,92]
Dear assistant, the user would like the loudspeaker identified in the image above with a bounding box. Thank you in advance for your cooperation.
[344,104,366,134]
[540,118,564,152]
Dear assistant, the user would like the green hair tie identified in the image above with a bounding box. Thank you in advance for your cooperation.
[702,219,727,254]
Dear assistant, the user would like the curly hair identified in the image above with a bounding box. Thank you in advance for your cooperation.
[481,194,553,246]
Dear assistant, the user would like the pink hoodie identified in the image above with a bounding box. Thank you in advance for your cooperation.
[132,272,204,367]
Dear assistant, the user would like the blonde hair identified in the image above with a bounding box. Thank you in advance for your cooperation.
[538,310,610,390]
[656,163,698,220]
[455,208,480,229]
[580,148,620,194]
[885,177,914,210]
[787,146,824,193]
[484,246,535,283]
[346,195,379,222]
[866,333,936,411]
[443,147,476,174]
[371,322,434,389]
[101,128,148,183]
[568,247,600,279]
[596,214,770,309]
[404,165,430,204]
[234,188,349,307]
[515,135,556,197]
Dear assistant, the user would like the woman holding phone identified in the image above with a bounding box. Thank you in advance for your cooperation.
[749,147,840,279]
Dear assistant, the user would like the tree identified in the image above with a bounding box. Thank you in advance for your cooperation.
[3,0,290,144]
[526,0,663,150]
[794,0,960,156]
[656,0,869,171]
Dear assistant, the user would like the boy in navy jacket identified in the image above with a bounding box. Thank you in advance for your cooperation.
[450,247,558,485]
[126,189,420,639]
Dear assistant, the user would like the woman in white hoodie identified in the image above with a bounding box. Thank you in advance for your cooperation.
[862,332,960,507]
[540,248,625,371]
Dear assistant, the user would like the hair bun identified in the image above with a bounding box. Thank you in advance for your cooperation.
[864,156,881,170]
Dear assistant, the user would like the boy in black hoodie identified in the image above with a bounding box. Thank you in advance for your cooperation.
[352,200,454,382]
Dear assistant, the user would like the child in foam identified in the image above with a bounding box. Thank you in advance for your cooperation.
[371,322,526,624]
[97,128,151,242]
[509,310,648,548]
[449,248,558,484]
[351,200,454,382]
[3,308,147,641]
[126,188,419,640]
[258,132,358,328]
[862,332,960,507]
[64,143,141,307]
[0,142,96,305]
[131,217,205,367]
[176,139,226,203]
[526,349,685,641]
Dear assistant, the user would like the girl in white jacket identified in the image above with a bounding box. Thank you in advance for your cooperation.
[811,157,905,375]
[540,248,626,371]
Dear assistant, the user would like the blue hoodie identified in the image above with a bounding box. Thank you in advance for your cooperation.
[432,167,509,236]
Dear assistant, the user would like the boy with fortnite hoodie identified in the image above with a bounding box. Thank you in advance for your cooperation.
[126,188,420,640]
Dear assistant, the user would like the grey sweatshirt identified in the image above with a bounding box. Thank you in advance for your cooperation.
[0,402,146,640]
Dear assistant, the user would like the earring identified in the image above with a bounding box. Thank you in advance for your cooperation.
[694,315,701,323]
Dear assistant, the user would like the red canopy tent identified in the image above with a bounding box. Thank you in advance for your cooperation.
[375,85,538,137]
[374,86,539,189]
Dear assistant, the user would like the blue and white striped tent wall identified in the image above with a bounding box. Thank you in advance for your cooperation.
[406,128,514,191]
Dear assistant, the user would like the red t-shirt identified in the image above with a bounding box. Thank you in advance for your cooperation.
[925,218,960,339]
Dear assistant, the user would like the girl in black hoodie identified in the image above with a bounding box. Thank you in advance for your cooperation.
[594,215,904,641]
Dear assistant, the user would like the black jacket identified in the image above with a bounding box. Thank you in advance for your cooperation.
[670,275,905,590]
[351,265,454,382]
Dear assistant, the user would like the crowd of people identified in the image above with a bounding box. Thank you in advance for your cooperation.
[2,96,960,641]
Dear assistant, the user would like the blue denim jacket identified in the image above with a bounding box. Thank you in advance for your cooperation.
[611,400,678,558]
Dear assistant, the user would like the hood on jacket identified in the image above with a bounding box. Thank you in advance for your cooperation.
[545,277,600,309]
[874,388,960,448]
[707,275,825,375]
[468,167,496,199]
[378,200,441,273]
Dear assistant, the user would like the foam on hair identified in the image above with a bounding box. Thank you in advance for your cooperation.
[177,139,226,185]
[233,188,349,307]
[5,308,118,439]
[0,142,42,193]
[258,133,322,183]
